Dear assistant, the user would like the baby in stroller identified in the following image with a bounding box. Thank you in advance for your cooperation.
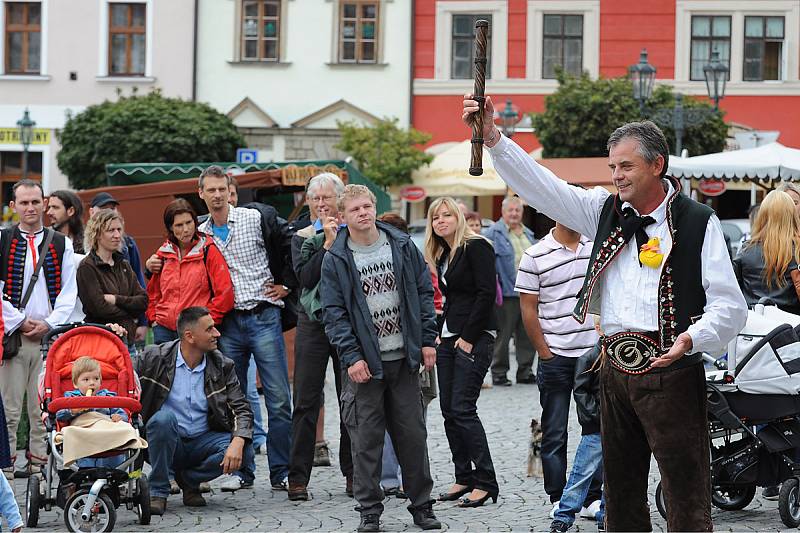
[56,356,129,469]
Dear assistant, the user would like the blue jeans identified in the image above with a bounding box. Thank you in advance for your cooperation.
[553,433,604,526]
[145,409,254,498]
[538,354,578,502]
[76,455,125,469]
[153,325,178,344]
[381,431,401,490]
[247,358,268,450]
[218,305,291,484]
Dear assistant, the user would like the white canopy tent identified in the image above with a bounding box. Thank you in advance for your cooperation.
[668,142,800,183]
[410,140,508,196]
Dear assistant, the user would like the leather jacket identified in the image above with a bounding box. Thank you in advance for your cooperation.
[134,340,253,441]
[733,243,800,314]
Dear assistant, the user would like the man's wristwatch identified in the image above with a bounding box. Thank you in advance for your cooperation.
[281,285,291,294]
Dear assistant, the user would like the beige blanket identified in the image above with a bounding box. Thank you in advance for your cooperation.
[56,411,148,466]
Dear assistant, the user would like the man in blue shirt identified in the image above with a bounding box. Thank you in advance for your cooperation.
[135,307,254,516]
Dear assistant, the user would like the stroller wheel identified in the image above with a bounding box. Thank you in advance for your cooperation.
[136,476,151,525]
[654,482,667,520]
[711,485,756,511]
[25,474,40,527]
[64,490,116,533]
[779,478,800,528]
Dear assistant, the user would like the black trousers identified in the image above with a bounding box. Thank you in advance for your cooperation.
[288,314,353,485]
[437,334,498,495]
[601,362,711,532]
[341,359,434,515]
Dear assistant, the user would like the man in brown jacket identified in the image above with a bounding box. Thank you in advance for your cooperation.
[135,306,254,515]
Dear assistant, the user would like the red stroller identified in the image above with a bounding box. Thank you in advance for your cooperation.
[25,324,150,532]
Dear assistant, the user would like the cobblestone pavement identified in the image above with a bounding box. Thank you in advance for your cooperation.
[11,361,793,532]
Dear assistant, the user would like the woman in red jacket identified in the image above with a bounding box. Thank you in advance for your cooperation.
[147,199,234,343]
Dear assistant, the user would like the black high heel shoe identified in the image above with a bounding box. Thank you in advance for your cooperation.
[437,486,472,501]
[458,491,498,508]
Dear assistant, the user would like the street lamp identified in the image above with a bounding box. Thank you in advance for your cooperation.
[703,50,728,109]
[628,49,657,116]
[16,109,35,180]
[499,98,519,138]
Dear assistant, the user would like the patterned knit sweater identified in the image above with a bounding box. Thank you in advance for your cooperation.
[347,230,405,361]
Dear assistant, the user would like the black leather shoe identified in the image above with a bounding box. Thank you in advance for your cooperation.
[437,485,471,501]
[492,377,513,387]
[358,513,381,532]
[458,491,498,508]
[517,375,537,384]
[409,502,441,530]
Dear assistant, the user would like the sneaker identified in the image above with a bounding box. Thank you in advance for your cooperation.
[169,479,181,495]
[200,481,215,493]
[313,442,332,467]
[358,513,381,532]
[597,518,605,532]
[550,520,570,533]
[219,474,246,492]
[272,478,288,491]
[763,485,780,500]
[580,500,602,520]
[549,501,560,519]
[408,502,441,530]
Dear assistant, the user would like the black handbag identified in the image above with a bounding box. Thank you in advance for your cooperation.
[2,229,54,359]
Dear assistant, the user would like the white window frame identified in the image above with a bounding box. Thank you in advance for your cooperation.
[526,0,599,82]
[434,0,507,80]
[674,0,800,94]
[97,0,154,79]
[0,0,48,77]
[328,0,387,65]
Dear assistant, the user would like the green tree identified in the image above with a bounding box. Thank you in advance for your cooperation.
[335,118,434,188]
[57,90,245,189]
[530,71,727,158]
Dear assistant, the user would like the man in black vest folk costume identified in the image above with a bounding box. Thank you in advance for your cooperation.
[463,97,747,531]
[0,180,78,478]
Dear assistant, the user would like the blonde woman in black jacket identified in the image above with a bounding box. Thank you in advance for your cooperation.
[425,197,499,508]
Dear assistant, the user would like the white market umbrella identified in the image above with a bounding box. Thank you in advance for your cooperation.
[668,142,800,182]
[411,140,508,196]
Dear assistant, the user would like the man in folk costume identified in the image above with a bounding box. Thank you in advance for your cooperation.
[463,97,747,531]
[0,180,77,477]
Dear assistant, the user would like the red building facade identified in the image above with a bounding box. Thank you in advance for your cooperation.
[413,0,800,153]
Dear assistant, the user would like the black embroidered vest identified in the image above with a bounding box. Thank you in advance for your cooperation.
[572,178,713,351]
[0,225,66,309]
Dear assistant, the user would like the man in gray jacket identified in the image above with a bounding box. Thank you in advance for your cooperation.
[320,185,440,532]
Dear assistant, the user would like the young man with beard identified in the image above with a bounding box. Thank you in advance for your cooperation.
[47,190,85,254]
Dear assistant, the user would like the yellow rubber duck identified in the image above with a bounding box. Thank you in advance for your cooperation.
[639,237,663,268]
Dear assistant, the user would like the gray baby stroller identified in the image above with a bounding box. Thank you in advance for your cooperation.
[654,305,800,527]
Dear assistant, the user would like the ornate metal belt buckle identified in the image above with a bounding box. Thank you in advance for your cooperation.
[604,332,660,375]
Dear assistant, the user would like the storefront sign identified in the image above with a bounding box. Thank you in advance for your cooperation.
[0,128,50,145]
[400,186,427,202]
[281,164,347,187]
[698,180,726,197]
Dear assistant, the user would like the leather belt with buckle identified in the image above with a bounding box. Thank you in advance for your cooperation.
[602,331,662,375]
